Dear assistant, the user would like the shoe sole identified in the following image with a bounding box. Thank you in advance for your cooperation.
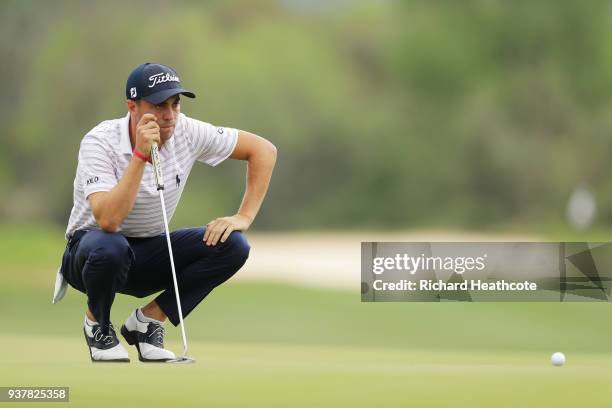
[83,327,130,363]
[120,325,172,363]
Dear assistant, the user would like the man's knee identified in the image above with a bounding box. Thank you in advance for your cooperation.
[223,231,250,265]
[79,230,133,273]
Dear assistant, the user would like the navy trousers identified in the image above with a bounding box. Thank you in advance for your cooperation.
[60,227,250,335]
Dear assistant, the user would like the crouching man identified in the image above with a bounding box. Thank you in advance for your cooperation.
[54,63,276,362]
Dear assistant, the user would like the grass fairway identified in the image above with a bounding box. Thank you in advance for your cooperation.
[1,225,612,406]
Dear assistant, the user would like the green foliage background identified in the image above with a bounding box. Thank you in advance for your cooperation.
[3,0,612,231]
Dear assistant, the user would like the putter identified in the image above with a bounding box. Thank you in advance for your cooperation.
[151,143,195,364]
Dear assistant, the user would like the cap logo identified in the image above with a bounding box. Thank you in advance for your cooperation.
[130,87,137,98]
[148,72,180,88]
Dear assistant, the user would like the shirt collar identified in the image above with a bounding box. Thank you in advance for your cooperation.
[120,112,132,155]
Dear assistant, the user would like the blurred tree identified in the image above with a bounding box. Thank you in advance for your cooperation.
[2,0,612,232]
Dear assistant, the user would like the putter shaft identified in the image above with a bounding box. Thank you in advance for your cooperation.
[151,144,190,360]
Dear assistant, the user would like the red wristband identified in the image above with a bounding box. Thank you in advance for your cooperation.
[132,148,150,162]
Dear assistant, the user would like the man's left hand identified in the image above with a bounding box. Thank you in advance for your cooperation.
[203,214,252,246]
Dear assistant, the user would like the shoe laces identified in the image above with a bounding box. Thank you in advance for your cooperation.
[147,324,165,348]
[92,324,117,346]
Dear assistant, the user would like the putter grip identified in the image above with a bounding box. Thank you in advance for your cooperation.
[151,144,164,190]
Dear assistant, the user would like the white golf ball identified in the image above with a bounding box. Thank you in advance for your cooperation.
[551,352,565,367]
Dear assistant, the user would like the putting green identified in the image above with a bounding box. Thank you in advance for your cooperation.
[1,334,611,407]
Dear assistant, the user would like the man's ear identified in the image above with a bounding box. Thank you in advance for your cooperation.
[127,99,137,114]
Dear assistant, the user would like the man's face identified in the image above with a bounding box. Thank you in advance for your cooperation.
[128,95,181,142]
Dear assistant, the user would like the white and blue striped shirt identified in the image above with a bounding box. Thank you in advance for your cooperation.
[65,112,238,239]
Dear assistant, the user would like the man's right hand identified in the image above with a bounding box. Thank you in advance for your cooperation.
[135,113,161,156]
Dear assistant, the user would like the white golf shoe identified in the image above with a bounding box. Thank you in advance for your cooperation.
[83,318,130,363]
[120,309,176,362]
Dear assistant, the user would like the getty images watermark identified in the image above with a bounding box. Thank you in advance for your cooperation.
[361,242,612,302]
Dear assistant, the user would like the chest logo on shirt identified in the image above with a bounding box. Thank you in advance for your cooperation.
[176,174,181,188]
[217,127,224,134]
[86,176,100,185]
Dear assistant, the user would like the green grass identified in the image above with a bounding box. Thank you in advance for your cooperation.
[1,335,611,408]
[1,224,612,406]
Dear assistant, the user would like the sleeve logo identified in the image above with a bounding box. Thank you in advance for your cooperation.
[86,176,100,185]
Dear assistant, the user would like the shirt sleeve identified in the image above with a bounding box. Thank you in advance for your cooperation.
[181,114,239,166]
[78,134,118,199]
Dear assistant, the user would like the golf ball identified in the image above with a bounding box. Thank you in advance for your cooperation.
[551,352,565,366]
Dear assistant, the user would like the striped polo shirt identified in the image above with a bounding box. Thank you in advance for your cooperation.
[65,112,238,239]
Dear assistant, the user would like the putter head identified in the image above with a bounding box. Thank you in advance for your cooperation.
[167,356,195,364]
